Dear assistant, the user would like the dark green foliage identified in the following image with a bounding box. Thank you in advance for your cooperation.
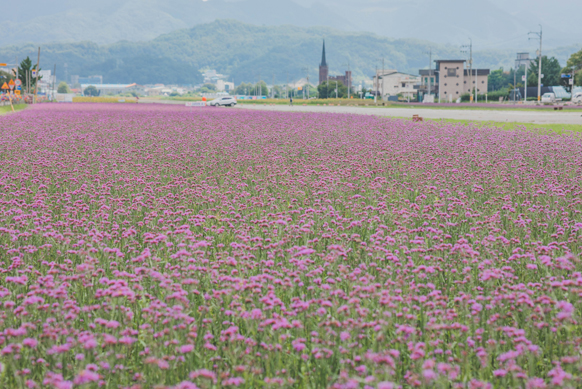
[17,57,41,91]
[57,82,70,93]
[317,80,348,98]
[526,56,561,87]
[83,85,99,96]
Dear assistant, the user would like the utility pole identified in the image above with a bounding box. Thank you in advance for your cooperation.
[346,60,350,99]
[513,55,517,104]
[524,62,528,102]
[53,64,56,100]
[301,68,309,100]
[374,64,378,104]
[272,73,275,99]
[529,25,543,103]
[425,48,432,97]
[381,58,385,101]
[461,39,473,103]
[34,47,40,104]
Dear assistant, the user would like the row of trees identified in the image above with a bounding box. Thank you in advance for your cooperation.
[488,48,582,92]
[226,80,353,99]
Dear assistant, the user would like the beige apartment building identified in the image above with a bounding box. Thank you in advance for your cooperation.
[419,60,489,101]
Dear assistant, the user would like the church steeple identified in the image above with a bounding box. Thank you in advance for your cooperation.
[319,39,329,85]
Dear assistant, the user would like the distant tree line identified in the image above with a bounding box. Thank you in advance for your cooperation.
[487,48,582,92]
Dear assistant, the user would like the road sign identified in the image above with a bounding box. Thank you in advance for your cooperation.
[15,90,20,96]
[0,63,7,67]
[298,86,302,91]
[8,79,15,86]
[570,79,574,85]
[9,85,14,90]
[1,82,8,89]
[541,74,544,79]
[522,75,526,81]
[32,70,37,78]
[562,74,572,78]
[16,86,21,90]
[14,79,21,86]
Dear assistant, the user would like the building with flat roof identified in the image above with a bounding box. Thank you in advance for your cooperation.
[373,70,420,99]
[418,60,490,101]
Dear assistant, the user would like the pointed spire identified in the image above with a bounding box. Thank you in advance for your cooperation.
[320,40,327,67]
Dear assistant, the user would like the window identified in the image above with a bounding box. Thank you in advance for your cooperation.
[402,83,406,87]
[447,68,457,77]
[456,83,459,86]
[444,83,447,86]
[456,91,459,94]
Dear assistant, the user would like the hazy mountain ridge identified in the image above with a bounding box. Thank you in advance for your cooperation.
[0,20,577,85]
[4,0,581,49]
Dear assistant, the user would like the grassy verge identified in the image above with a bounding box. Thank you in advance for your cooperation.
[399,117,582,133]
[0,104,27,115]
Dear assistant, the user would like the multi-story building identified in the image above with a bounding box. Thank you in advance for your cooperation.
[418,60,490,101]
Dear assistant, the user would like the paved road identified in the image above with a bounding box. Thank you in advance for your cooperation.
[138,99,582,125]
[234,104,582,125]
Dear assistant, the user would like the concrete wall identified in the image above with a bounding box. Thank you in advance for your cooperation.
[439,61,465,99]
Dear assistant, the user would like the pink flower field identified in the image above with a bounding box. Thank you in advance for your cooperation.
[1,103,582,389]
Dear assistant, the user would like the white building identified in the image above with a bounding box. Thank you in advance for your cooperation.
[373,70,421,99]
[216,80,234,92]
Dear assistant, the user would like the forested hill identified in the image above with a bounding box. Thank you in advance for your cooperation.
[0,20,575,85]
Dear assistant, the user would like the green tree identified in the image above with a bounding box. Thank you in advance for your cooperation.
[527,56,561,87]
[562,48,582,87]
[17,57,42,92]
[0,70,15,85]
[488,68,508,91]
[57,82,71,94]
[317,80,348,98]
[83,85,99,96]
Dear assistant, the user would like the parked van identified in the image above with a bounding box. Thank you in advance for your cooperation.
[541,92,556,105]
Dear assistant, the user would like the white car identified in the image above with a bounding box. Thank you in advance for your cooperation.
[541,92,556,105]
[208,96,237,107]
[572,92,582,105]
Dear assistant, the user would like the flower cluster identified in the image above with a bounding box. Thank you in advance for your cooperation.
[1,103,581,388]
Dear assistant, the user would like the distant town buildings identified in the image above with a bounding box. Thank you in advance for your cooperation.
[373,70,420,99]
[80,83,143,94]
[515,53,531,68]
[71,75,103,85]
[216,80,234,92]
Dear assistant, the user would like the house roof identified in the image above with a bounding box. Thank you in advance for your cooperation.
[435,59,466,63]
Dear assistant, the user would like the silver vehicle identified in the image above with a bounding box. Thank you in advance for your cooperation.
[572,92,582,105]
[208,96,237,107]
[541,92,556,105]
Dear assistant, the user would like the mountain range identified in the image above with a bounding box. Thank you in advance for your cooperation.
[0,19,578,86]
[4,0,582,49]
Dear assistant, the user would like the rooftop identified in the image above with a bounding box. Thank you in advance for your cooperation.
[435,59,466,63]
